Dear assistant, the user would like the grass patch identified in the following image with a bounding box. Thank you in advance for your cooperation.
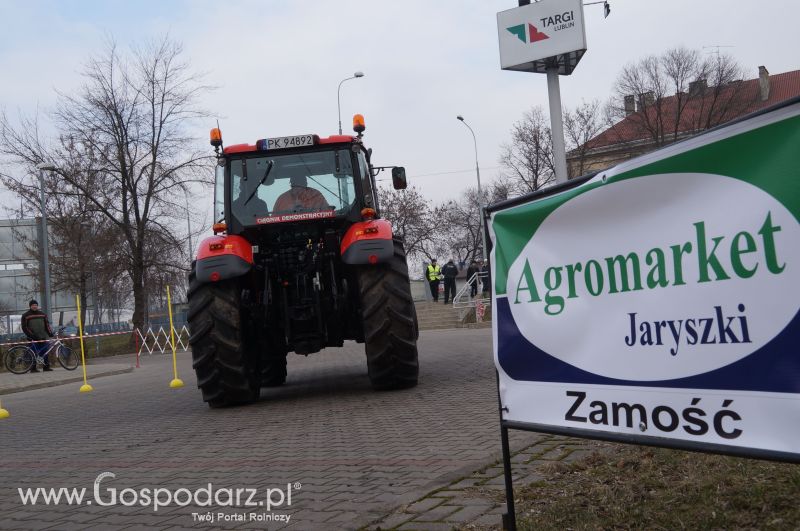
[517,443,799,530]
[77,332,135,359]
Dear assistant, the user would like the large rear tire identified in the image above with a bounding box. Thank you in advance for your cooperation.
[187,267,260,408]
[358,238,419,390]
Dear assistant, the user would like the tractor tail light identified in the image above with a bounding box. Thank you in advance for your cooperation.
[360,207,376,220]
[212,222,227,234]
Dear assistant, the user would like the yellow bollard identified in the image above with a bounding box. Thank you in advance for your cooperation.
[167,286,184,389]
[76,295,93,393]
[0,398,9,419]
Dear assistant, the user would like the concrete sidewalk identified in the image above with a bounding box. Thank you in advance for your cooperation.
[367,435,608,530]
[0,362,134,395]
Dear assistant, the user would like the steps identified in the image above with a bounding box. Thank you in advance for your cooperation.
[414,301,472,331]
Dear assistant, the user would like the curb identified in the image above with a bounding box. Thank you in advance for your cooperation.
[0,366,135,396]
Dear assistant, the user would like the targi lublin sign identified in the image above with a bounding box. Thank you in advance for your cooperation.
[488,98,800,462]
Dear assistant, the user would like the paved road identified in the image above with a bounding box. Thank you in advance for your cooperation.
[0,328,538,530]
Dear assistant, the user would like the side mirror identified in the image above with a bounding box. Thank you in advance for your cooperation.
[391,167,407,190]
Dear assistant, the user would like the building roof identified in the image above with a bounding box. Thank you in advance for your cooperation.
[585,69,800,151]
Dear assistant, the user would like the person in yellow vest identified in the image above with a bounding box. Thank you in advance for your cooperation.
[426,259,443,302]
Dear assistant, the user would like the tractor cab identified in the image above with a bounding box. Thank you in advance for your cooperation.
[210,116,406,238]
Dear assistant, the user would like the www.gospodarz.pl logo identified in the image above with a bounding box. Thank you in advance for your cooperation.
[17,471,299,517]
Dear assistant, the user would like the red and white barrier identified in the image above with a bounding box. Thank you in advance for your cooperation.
[134,326,190,356]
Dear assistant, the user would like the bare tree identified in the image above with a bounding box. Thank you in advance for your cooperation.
[435,183,511,266]
[0,36,211,329]
[377,185,437,263]
[564,99,604,178]
[607,46,749,146]
[688,52,749,131]
[498,106,555,195]
[437,195,483,266]
[0,138,121,325]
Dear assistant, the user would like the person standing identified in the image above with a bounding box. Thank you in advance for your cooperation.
[426,259,442,302]
[466,260,479,298]
[441,259,459,305]
[21,300,53,372]
[479,260,492,298]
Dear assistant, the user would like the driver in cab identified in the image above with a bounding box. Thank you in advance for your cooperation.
[273,174,330,213]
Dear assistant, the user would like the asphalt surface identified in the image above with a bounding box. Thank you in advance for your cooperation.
[0,328,537,530]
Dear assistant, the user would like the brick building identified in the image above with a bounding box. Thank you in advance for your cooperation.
[568,66,800,176]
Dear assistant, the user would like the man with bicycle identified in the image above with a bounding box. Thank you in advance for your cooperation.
[21,300,54,372]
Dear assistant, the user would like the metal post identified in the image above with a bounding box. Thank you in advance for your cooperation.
[495,368,517,531]
[38,170,52,321]
[337,72,364,135]
[546,67,569,184]
[185,192,193,258]
[500,425,517,531]
[92,269,100,356]
[457,116,488,263]
[92,269,100,325]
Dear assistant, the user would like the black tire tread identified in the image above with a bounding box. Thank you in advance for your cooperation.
[358,238,419,390]
[187,268,260,408]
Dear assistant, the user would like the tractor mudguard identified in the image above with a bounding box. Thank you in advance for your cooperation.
[340,218,394,265]
[195,234,253,283]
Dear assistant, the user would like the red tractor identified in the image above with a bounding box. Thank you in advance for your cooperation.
[188,115,419,407]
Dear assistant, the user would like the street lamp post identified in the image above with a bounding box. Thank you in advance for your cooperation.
[337,71,364,135]
[183,189,193,259]
[79,221,100,327]
[456,115,488,263]
[36,163,57,322]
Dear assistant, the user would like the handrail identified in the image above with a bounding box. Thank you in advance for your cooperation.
[452,272,491,322]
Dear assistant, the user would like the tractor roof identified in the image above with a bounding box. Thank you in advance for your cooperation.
[223,135,356,155]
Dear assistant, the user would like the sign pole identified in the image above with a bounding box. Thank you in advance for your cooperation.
[500,423,517,531]
[546,66,569,184]
[76,294,93,393]
[167,286,184,389]
[498,0,587,185]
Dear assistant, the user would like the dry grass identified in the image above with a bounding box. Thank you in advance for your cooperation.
[64,332,135,359]
[517,443,800,530]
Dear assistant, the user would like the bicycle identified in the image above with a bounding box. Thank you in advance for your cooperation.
[3,327,80,374]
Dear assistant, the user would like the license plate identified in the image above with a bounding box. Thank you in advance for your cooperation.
[261,134,315,150]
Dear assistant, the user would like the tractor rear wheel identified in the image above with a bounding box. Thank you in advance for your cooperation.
[187,266,260,407]
[358,238,419,390]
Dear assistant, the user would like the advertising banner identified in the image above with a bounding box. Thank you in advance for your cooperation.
[488,100,800,461]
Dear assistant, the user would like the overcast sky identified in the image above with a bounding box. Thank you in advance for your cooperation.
[1,0,798,233]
